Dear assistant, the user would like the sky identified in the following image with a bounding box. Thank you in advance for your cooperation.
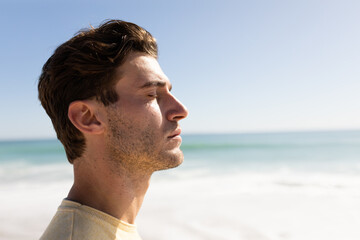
[0,0,359,140]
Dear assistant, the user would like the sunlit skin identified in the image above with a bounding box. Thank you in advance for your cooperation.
[105,52,188,174]
[66,52,188,224]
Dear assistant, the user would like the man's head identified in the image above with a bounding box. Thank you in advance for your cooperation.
[38,20,164,163]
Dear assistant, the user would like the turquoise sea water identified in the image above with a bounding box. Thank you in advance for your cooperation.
[181,130,360,174]
[1,130,359,187]
[1,130,360,175]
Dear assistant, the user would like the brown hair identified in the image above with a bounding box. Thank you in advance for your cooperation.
[38,20,158,163]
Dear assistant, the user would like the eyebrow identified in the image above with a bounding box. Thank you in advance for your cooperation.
[140,81,172,91]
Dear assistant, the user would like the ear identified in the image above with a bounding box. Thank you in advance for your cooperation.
[68,100,105,135]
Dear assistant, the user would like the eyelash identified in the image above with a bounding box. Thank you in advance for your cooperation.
[148,94,158,98]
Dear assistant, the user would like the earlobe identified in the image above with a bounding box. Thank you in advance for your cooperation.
[68,100,105,135]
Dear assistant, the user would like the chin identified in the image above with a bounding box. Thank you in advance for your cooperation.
[155,149,184,171]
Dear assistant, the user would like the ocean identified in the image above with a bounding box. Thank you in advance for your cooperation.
[1,130,360,240]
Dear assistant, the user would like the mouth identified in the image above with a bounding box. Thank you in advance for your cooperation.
[168,128,182,138]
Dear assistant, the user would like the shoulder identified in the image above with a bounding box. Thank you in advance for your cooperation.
[39,203,75,240]
[39,200,142,240]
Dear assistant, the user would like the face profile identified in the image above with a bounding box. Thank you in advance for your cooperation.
[103,52,188,174]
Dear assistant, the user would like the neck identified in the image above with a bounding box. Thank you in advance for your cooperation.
[67,155,152,224]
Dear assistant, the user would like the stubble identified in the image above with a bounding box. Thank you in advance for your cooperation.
[105,106,183,176]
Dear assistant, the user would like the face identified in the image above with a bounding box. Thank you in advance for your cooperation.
[103,52,188,175]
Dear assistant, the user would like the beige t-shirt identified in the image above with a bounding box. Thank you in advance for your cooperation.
[40,200,142,240]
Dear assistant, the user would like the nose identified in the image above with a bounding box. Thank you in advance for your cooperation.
[166,94,189,122]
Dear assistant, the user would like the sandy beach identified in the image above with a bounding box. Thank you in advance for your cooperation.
[1,170,360,240]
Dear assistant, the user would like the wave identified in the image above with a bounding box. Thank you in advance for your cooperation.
[180,142,358,150]
[0,161,72,185]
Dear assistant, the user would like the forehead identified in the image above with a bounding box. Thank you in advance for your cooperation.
[114,52,170,89]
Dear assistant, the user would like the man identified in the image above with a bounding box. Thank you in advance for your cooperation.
[38,20,188,240]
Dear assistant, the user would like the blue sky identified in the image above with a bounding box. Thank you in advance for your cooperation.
[0,0,359,140]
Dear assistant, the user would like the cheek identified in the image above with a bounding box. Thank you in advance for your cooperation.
[144,101,164,127]
[115,98,165,130]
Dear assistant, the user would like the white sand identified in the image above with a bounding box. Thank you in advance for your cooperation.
[1,171,360,240]
[138,172,360,240]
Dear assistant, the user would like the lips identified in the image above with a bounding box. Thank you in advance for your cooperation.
[168,128,181,138]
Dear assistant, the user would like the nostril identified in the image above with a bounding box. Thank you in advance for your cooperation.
[167,106,188,121]
[174,115,185,121]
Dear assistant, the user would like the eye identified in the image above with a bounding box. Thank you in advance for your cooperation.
[147,94,158,98]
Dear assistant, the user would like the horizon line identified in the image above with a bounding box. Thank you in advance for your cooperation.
[1,128,359,142]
